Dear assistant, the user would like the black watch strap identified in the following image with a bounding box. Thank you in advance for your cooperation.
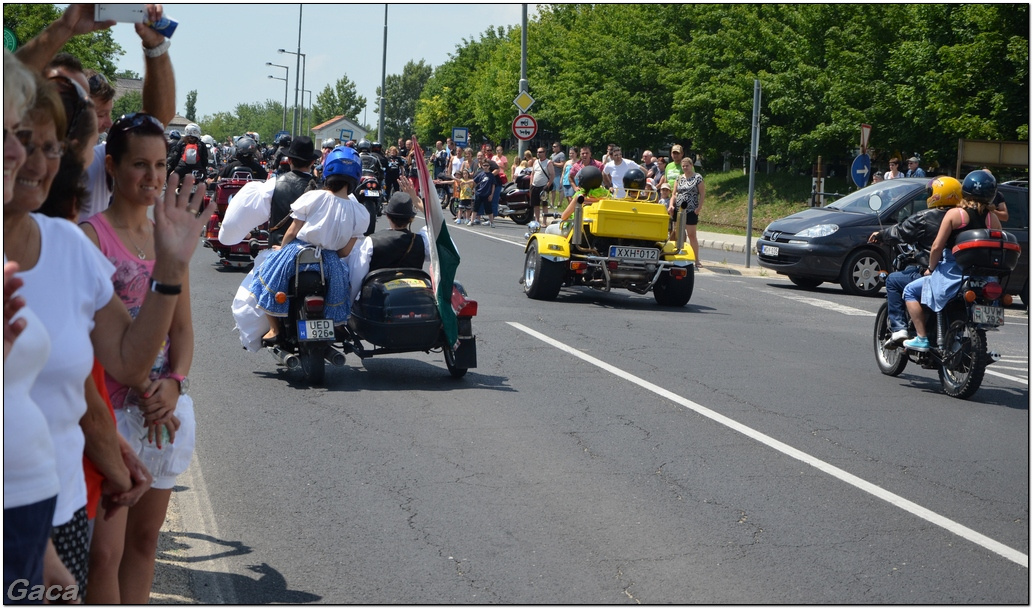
[149,278,183,295]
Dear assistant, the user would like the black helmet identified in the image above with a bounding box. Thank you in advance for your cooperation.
[235,137,257,157]
[577,165,603,191]
[276,134,292,147]
[961,170,997,204]
[371,141,382,153]
[357,139,372,153]
[622,167,647,191]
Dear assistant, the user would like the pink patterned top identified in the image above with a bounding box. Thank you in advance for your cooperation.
[82,214,170,410]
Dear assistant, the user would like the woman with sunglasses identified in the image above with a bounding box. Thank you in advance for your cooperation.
[79,112,202,603]
[3,95,206,600]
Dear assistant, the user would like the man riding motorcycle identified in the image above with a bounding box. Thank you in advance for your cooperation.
[868,176,961,348]
[357,139,384,183]
[220,136,268,180]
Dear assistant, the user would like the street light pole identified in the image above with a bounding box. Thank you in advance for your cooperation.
[278,47,307,137]
[266,62,289,133]
[303,89,312,134]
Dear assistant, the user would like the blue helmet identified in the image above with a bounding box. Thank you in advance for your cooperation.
[168,130,181,141]
[323,146,361,191]
[961,170,997,204]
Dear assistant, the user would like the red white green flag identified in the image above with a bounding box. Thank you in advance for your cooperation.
[411,137,461,348]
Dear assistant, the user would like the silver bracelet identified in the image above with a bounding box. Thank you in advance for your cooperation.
[143,38,171,58]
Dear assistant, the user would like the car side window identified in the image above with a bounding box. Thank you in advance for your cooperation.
[1000,188,1029,230]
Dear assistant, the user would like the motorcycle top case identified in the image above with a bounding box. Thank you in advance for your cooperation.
[585,198,670,241]
[348,268,442,349]
[951,228,1021,273]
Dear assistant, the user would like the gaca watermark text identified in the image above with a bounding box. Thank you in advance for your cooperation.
[7,579,80,602]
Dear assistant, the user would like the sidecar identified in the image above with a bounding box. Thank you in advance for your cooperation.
[341,268,478,378]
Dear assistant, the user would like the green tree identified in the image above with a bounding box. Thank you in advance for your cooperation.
[3,3,123,77]
[311,75,366,126]
[112,90,143,118]
[376,59,433,145]
[185,90,198,122]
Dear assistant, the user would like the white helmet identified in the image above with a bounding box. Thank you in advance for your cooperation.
[201,134,216,146]
[184,123,201,138]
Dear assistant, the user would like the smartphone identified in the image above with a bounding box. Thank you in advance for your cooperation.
[95,4,147,23]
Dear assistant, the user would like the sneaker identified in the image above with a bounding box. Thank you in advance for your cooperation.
[883,329,908,350]
[454,218,462,224]
[466,219,474,226]
[472,219,481,225]
[902,336,931,352]
[488,221,496,228]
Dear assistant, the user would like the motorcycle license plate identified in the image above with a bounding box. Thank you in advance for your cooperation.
[297,319,335,341]
[608,246,659,261]
[761,245,779,256]
[971,304,1004,326]
[362,190,381,198]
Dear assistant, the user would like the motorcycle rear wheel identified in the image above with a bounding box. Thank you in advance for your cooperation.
[509,208,533,225]
[300,343,326,386]
[873,303,907,376]
[938,320,986,399]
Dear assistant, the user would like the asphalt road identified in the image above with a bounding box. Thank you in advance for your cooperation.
[153,217,1029,604]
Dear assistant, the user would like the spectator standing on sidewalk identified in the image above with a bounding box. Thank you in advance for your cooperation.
[492,145,509,183]
[530,146,555,224]
[884,158,905,179]
[561,147,577,199]
[905,156,926,178]
[549,142,566,210]
[670,156,706,267]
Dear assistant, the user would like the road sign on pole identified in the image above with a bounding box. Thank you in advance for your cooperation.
[851,153,871,188]
[860,124,872,154]
[512,114,537,141]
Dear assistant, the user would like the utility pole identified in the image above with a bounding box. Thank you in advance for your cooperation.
[517,4,528,157]
[379,4,388,140]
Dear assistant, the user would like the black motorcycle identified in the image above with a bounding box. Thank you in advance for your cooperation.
[267,246,347,385]
[873,229,1020,399]
[497,173,534,225]
[356,175,383,236]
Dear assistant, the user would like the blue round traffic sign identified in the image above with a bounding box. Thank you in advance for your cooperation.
[851,154,871,188]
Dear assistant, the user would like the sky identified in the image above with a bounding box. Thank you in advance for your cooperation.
[104,3,533,135]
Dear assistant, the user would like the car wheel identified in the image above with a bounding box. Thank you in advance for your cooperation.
[653,267,694,306]
[840,249,885,296]
[789,276,823,290]
[524,241,564,300]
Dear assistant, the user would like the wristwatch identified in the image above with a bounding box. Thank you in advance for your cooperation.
[168,373,190,395]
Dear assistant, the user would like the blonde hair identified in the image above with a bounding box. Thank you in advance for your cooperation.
[5,49,37,120]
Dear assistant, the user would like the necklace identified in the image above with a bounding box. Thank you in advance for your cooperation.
[124,230,148,260]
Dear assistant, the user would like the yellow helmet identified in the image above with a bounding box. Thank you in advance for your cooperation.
[927,176,962,208]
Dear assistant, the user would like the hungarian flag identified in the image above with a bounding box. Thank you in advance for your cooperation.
[411,137,461,349]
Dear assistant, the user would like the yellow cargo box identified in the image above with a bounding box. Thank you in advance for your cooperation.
[585,198,670,241]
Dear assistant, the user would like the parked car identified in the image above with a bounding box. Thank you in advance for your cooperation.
[996,181,1029,306]
[757,178,1029,303]
[757,178,933,296]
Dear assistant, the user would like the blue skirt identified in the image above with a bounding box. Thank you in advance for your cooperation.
[921,251,962,312]
[249,240,351,323]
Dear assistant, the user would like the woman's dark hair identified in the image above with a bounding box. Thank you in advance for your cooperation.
[324,174,351,194]
[105,113,167,165]
[39,154,88,220]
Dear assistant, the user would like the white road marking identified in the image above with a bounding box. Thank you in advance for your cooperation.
[509,321,1029,568]
[984,369,1029,384]
[760,288,874,316]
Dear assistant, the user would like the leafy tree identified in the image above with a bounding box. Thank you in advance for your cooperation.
[376,59,433,145]
[185,90,197,122]
[112,90,143,119]
[311,75,366,126]
[3,3,123,77]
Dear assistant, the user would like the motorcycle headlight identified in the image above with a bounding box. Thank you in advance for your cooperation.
[795,224,839,239]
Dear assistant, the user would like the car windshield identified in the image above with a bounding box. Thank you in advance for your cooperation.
[825,182,925,215]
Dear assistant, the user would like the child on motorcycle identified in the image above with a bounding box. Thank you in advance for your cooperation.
[247,146,370,346]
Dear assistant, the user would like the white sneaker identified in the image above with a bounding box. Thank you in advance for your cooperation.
[883,329,908,350]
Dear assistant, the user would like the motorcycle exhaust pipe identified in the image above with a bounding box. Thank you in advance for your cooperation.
[270,346,300,369]
[324,348,346,367]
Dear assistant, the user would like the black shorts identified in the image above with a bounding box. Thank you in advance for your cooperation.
[670,208,699,226]
[530,185,548,208]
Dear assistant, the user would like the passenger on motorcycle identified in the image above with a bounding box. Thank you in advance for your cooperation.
[219,136,268,180]
[868,175,960,347]
[245,146,370,345]
[347,180,433,303]
[166,122,208,179]
[901,170,1003,352]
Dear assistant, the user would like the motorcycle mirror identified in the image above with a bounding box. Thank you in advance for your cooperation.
[868,194,883,212]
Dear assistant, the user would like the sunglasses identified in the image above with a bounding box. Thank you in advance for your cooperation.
[110,112,165,137]
[88,72,109,93]
[48,75,92,139]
